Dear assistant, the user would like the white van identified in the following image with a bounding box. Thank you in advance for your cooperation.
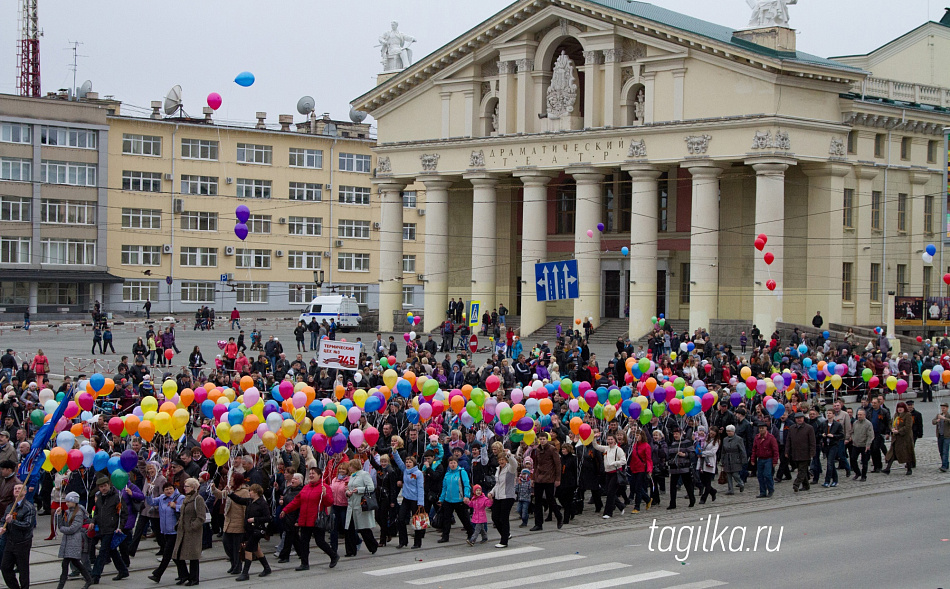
[298,295,362,330]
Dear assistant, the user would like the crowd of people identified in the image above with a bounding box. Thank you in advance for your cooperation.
[0,307,948,588]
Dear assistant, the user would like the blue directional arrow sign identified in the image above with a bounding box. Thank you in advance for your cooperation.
[534,260,579,302]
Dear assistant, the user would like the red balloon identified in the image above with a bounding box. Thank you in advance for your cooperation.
[754,239,765,251]
[704,364,713,373]
[669,398,682,415]
[757,234,768,245]
[485,374,500,393]
[763,252,775,265]
[917,336,923,343]
[944,273,950,286]
[766,279,777,291]
[200,437,217,459]
[66,449,84,471]
[164,349,174,360]
[868,376,880,389]
[578,423,592,440]
[108,416,125,436]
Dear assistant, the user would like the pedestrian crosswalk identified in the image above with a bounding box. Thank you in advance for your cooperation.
[362,546,727,589]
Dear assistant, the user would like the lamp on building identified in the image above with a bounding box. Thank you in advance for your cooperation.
[313,270,325,296]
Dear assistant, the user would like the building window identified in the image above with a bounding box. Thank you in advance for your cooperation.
[40,200,96,225]
[0,123,31,144]
[40,238,95,265]
[1,158,31,181]
[556,181,576,235]
[874,134,886,158]
[658,183,669,232]
[288,216,322,236]
[338,185,370,205]
[289,284,320,304]
[122,281,159,303]
[180,281,216,303]
[337,219,370,239]
[289,148,322,169]
[179,247,218,267]
[619,178,632,233]
[42,127,97,149]
[847,130,858,154]
[37,283,79,305]
[603,176,615,233]
[842,262,853,302]
[236,143,272,165]
[236,178,272,199]
[289,182,322,201]
[180,211,218,231]
[870,263,881,303]
[338,252,370,272]
[181,175,218,195]
[0,237,30,263]
[403,191,417,208]
[403,223,417,241]
[0,196,31,222]
[338,153,371,173]
[679,263,690,304]
[247,215,271,234]
[871,190,882,230]
[121,133,160,156]
[0,282,29,304]
[842,188,854,229]
[234,283,269,303]
[897,193,907,232]
[925,195,935,235]
[122,170,162,192]
[121,245,162,266]
[402,286,415,307]
[336,285,367,304]
[181,139,218,161]
[402,255,416,273]
[897,263,907,297]
[924,265,933,300]
[928,140,939,164]
[122,208,161,230]
[900,137,911,160]
[236,248,271,269]
[287,251,322,270]
[41,161,97,187]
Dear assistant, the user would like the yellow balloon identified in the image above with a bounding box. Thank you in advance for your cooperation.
[578,398,590,412]
[281,419,297,438]
[170,426,186,440]
[261,431,278,451]
[294,381,307,393]
[153,412,171,435]
[230,424,246,443]
[923,370,932,385]
[173,408,190,429]
[670,352,677,361]
[299,417,312,434]
[41,449,52,471]
[162,379,178,396]
[411,396,420,411]
[603,404,617,421]
[831,374,843,390]
[354,390,368,409]
[635,396,648,409]
[313,416,326,435]
[251,401,264,419]
[522,429,536,445]
[216,396,230,406]
[383,369,398,390]
[335,406,347,423]
[581,433,594,446]
[710,391,719,405]
[214,446,229,466]
[293,407,306,423]
[143,410,157,422]
[223,388,236,402]
[141,397,158,413]
[683,386,695,397]
[740,366,752,380]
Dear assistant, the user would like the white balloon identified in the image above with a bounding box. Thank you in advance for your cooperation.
[923,253,934,265]
[56,431,76,450]
[409,331,416,340]
[39,388,54,404]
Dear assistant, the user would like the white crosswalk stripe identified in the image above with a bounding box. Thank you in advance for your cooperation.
[659,581,728,589]
[405,554,586,585]
[363,545,543,576]
[561,569,679,589]
[455,562,631,589]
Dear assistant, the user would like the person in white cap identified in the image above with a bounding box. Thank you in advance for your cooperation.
[56,491,94,589]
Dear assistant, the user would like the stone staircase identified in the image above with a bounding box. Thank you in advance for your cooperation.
[776,321,918,351]
[586,318,630,345]
[630,319,689,346]
[520,316,572,342]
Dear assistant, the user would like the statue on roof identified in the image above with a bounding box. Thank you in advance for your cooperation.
[378,21,415,72]
[746,0,797,28]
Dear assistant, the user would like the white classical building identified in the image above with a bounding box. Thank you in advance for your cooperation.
[351,0,950,340]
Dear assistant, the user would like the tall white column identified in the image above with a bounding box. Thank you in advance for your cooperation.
[376,181,407,332]
[803,164,849,325]
[582,51,603,129]
[623,164,662,338]
[748,159,793,336]
[465,174,499,316]
[569,166,605,328]
[602,48,621,127]
[686,164,722,332]
[419,176,452,333]
[515,171,555,337]
[496,61,514,135]
[515,58,535,134]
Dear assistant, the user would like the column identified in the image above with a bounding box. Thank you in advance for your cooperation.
[686,164,723,332]
[622,164,662,338]
[803,164,850,325]
[376,181,407,332]
[602,48,621,127]
[642,72,656,124]
[672,68,686,121]
[582,51,603,129]
[515,171,555,337]
[419,177,452,333]
[748,159,793,336]
[910,171,931,304]
[515,58,535,134]
[28,282,38,315]
[569,166,605,328]
[853,167,880,324]
[496,61,514,135]
[440,93,451,139]
[465,174,499,316]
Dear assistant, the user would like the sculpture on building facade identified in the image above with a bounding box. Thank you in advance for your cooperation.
[546,51,579,120]
[377,156,391,174]
[420,153,440,171]
[746,0,797,28]
[633,89,645,123]
[627,139,647,158]
[379,21,415,72]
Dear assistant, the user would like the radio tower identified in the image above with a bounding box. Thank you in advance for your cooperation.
[16,0,41,97]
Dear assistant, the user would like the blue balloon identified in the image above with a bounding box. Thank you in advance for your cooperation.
[270,384,284,402]
[927,244,937,256]
[823,330,830,339]
[92,450,109,472]
[772,403,786,419]
[106,455,122,474]
[228,407,244,426]
[687,342,695,352]
[234,71,255,87]
[620,386,632,400]
[305,431,314,445]
[340,399,354,410]
[396,379,412,398]
[621,247,629,256]
[596,387,609,404]
[659,314,664,319]
[338,425,349,439]
[803,358,813,368]
[308,400,322,417]
[89,373,105,393]
[798,344,807,354]
[201,399,215,419]
[406,408,420,424]
[364,396,381,413]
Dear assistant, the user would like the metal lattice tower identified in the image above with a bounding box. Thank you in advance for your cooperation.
[16,0,40,97]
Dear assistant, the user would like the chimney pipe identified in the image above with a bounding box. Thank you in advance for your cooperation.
[203,107,214,123]
[150,101,162,119]
[279,115,293,132]
[255,112,267,129]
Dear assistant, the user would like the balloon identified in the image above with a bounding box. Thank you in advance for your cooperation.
[927,244,937,256]
[485,375,500,393]
[621,247,629,256]
[323,416,340,438]
[886,376,897,391]
[363,426,379,447]
[138,420,156,442]
[754,238,765,251]
[763,252,774,265]
[944,273,950,286]
[89,373,105,393]
[111,469,129,489]
[261,431,278,452]
[923,253,934,265]
[207,92,222,110]
[234,223,248,241]
[349,429,365,448]
[766,279,776,291]
[587,230,594,238]
[235,204,251,224]
[597,223,605,232]
[120,449,138,472]
[214,446,230,466]
[92,450,109,472]
[234,71,256,87]
[66,448,83,471]
[164,349,174,361]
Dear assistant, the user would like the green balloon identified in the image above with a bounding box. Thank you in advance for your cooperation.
[608,389,621,406]
[652,402,666,417]
[466,400,480,418]
[380,358,389,368]
[673,377,686,391]
[509,430,524,443]
[560,378,572,393]
[111,468,129,489]
[638,358,650,373]
[323,416,340,437]
[55,392,66,402]
[471,388,485,406]
[593,404,604,420]
[861,368,872,383]
[638,411,652,425]
[30,409,45,427]
[499,407,514,425]
[423,378,439,396]
[682,397,696,412]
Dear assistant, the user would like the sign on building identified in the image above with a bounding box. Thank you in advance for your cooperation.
[534,260,579,302]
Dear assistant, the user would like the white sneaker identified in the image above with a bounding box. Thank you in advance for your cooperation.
[602,515,611,519]
[494,543,507,548]
[620,509,625,515]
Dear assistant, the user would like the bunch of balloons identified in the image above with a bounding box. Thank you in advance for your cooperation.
[234,205,250,241]
[923,244,936,265]
[406,312,422,326]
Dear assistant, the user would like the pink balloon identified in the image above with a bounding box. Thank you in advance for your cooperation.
[64,401,79,419]
[292,391,306,408]
[279,380,294,398]
[244,387,260,407]
[194,388,208,404]
[349,428,365,448]
[207,92,222,110]
[213,404,228,420]
[587,230,594,238]
[77,392,94,412]
[311,433,328,453]
[404,333,411,342]
[55,417,69,432]
[896,379,908,394]
[510,389,524,404]
[347,406,362,424]
[418,403,432,420]
[256,424,269,438]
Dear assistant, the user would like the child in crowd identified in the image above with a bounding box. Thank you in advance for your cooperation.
[515,466,533,528]
[466,484,493,545]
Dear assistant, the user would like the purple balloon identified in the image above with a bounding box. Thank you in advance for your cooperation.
[653,388,667,404]
[493,422,509,437]
[329,432,348,454]
[234,222,248,241]
[516,417,534,431]
[628,403,641,420]
[597,223,605,232]
[235,204,250,223]
[730,391,742,407]
[119,449,138,472]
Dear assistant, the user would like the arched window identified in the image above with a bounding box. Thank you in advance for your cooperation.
[623,83,645,126]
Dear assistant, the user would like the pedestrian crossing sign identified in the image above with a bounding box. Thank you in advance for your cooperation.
[469,301,480,327]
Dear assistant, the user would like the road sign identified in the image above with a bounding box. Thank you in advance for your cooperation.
[534,260,579,302]
[469,300,480,327]
[220,274,229,282]
[469,334,478,353]
[165,276,173,286]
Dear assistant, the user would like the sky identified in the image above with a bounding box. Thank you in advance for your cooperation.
[1,0,947,130]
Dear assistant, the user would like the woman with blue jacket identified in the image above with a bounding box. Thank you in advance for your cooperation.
[389,447,426,549]
[437,455,474,543]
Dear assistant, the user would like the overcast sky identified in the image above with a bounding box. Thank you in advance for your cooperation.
[1,0,946,128]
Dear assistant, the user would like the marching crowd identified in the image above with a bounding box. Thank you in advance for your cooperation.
[0,309,948,589]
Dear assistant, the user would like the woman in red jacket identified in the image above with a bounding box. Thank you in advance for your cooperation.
[627,429,654,513]
[281,466,339,570]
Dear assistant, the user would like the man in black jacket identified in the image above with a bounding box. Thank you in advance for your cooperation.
[733,409,754,483]
[91,475,129,582]
[1,483,34,589]
[906,400,924,446]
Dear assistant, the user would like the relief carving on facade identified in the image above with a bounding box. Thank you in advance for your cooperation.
[627,139,647,159]
[546,51,579,120]
[376,156,392,174]
[751,130,791,150]
[622,38,647,61]
[829,137,846,157]
[469,150,486,168]
[634,89,645,123]
[685,134,712,155]
[420,153,440,171]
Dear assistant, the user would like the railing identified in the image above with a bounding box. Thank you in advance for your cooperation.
[851,77,950,108]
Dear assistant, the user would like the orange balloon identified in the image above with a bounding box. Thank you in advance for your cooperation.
[124,414,140,435]
[203,382,216,392]
[539,398,553,415]
[101,378,115,396]
[645,377,658,393]
[304,386,316,405]
[179,388,195,407]
[569,416,582,435]
[282,399,295,414]
[335,385,345,400]
[86,382,96,397]
[461,385,473,399]
[50,447,68,471]
[403,371,416,388]
[512,404,526,422]
[160,401,176,415]
[138,420,156,442]
[450,396,465,414]
[943,371,950,385]
[243,414,260,433]
[817,361,827,372]
[70,423,84,437]
[44,413,52,423]
[275,432,287,448]
[207,389,222,403]
[625,358,636,374]
[240,376,254,391]
[378,386,391,401]
[575,319,582,325]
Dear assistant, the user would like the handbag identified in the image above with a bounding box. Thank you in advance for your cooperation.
[360,491,378,512]
[718,470,727,485]
[411,507,429,531]
[430,509,445,530]
[314,487,332,530]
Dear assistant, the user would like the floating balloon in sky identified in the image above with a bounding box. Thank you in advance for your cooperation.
[766,279,776,291]
[597,223,605,232]
[207,92,222,110]
[235,204,250,224]
[926,244,937,256]
[764,252,774,265]
[587,229,594,238]
[621,247,629,256]
[234,71,255,87]
[234,223,248,241]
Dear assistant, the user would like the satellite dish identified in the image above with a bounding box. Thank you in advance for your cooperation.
[349,106,368,124]
[163,85,183,116]
[78,80,93,99]
[297,95,315,116]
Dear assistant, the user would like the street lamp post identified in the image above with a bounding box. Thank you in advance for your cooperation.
[313,270,325,297]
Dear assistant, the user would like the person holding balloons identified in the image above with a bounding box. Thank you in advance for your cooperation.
[89,474,130,583]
